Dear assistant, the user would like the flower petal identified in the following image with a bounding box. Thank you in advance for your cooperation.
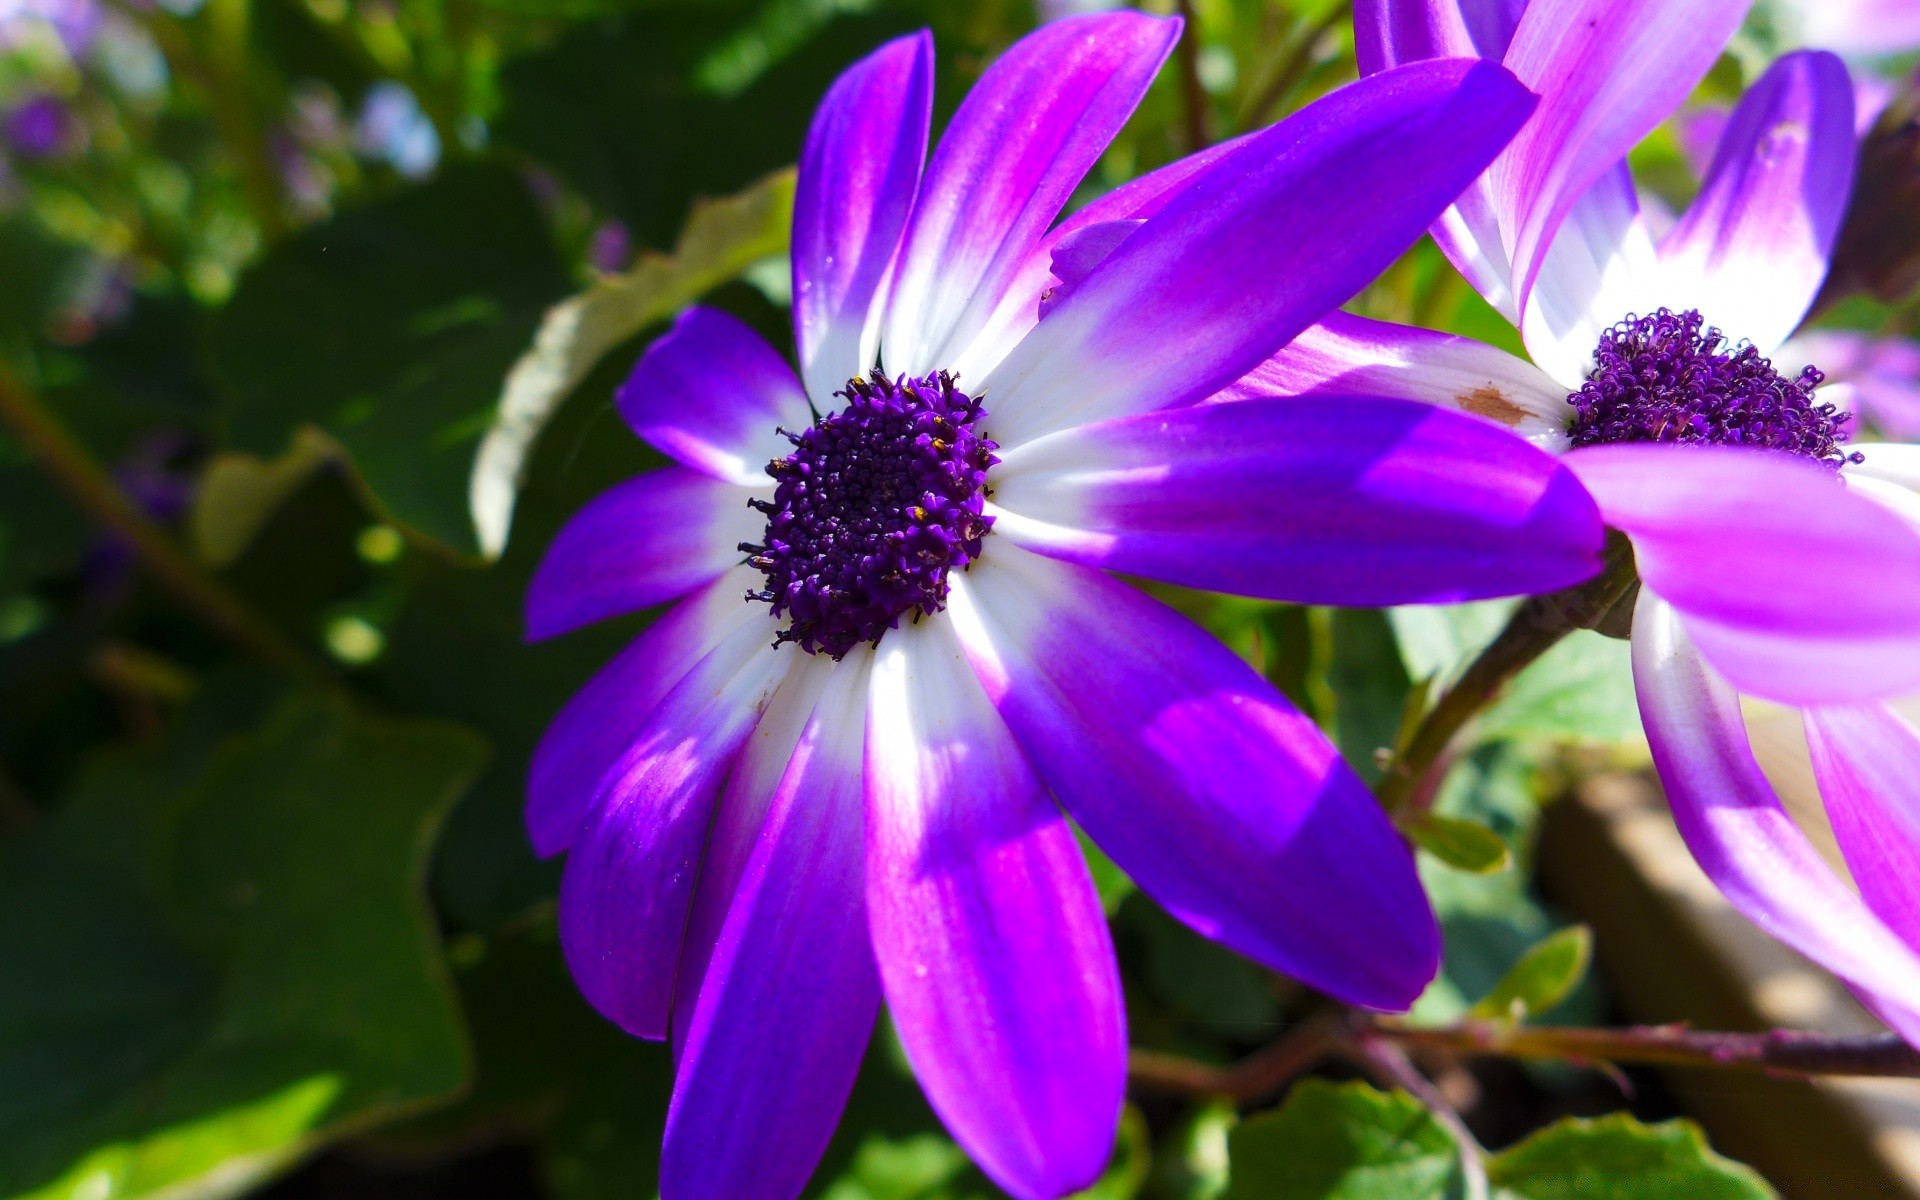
[1658,51,1856,357]
[867,617,1124,1200]
[527,566,762,857]
[616,307,812,486]
[946,543,1439,1010]
[524,467,760,641]
[1515,164,1662,386]
[557,614,792,1039]
[1497,0,1751,318]
[1631,596,1920,1043]
[1802,703,1920,959]
[1568,444,1920,703]
[660,653,879,1200]
[988,396,1604,604]
[981,58,1537,450]
[1211,310,1572,447]
[793,32,932,404]
[1354,0,1528,314]
[880,12,1180,381]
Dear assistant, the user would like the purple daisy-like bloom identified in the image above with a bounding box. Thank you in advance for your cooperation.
[526,15,1603,1198]
[1225,0,1920,1046]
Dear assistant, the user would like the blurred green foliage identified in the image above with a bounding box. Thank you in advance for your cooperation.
[0,0,1902,1196]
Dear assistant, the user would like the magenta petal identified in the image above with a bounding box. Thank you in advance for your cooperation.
[948,544,1439,1010]
[660,660,879,1200]
[866,619,1125,1200]
[1354,0,1527,312]
[1208,310,1571,444]
[527,567,760,857]
[1498,0,1751,317]
[1632,597,1920,1043]
[792,32,931,401]
[1660,51,1855,355]
[880,12,1180,379]
[1569,444,1920,703]
[615,306,812,485]
[1802,704,1920,960]
[990,396,1604,604]
[557,617,792,1040]
[983,58,1537,449]
[524,467,759,641]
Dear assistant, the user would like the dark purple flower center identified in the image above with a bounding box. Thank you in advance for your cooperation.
[1567,307,1859,467]
[744,369,997,659]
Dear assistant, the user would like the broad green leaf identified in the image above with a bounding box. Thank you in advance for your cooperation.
[1487,1115,1778,1200]
[1327,609,1413,783]
[1388,604,1642,747]
[0,686,488,1200]
[209,162,572,555]
[1402,812,1514,875]
[1468,926,1592,1025]
[469,168,795,557]
[1223,1080,1461,1200]
[188,428,337,567]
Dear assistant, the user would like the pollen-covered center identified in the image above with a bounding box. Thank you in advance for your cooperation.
[743,369,997,659]
[1568,307,1859,467]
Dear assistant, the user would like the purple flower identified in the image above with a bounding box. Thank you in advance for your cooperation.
[4,93,72,158]
[1236,0,1920,1044]
[524,16,1596,1199]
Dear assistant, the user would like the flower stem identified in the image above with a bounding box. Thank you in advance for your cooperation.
[1240,0,1353,131]
[0,363,333,686]
[1369,1019,1920,1080]
[1128,1007,1344,1102]
[1173,0,1211,152]
[1376,532,1640,816]
[1350,1032,1489,1200]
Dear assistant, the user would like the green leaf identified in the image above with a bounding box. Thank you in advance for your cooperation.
[1223,1081,1461,1200]
[187,428,337,568]
[0,685,489,1200]
[1468,926,1592,1025]
[208,162,572,555]
[1402,812,1513,875]
[469,168,795,557]
[1487,1115,1778,1200]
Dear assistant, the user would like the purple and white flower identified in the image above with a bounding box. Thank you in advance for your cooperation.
[526,14,1603,1199]
[1235,0,1920,1045]
[1767,0,1920,56]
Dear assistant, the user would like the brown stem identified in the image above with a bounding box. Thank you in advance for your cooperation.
[0,364,333,685]
[1371,1019,1920,1079]
[1241,0,1353,131]
[1350,1033,1489,1200]
[1375,532,1640,816]
[1173,0,1211,152]
[1129,1008,1343,1102]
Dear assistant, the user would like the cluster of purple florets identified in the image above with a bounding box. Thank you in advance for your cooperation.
[1568,307,1859,467]
[744,369,997,659]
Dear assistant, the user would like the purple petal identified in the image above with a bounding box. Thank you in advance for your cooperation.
[615,306,812,487]
[981,58,1537,449]
[527,566,761,857]
[947,544,1439,1010]
[1568,444,1920,703]
[1802,703,1920,960]
[557,616,792,1040]
[525,467,760,641]
[793,33,932,402]
[1498,0,1751,319]
[969,132,1256,369]
[660,659,879,1200]
[1659,51,1856,356]
[1355,0,1528,313]
[880,12,1180,380]
[989,396,1604,604]
[866,619,1124,1200]
[1631,597,1920,1043]
[1210,310,1572,446]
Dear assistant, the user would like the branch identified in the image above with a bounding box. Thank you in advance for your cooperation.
[1129,1009,1344,1102]
[0,363,334,686]
[1370,1019,1920,1080]
[1375,532,1640,815]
